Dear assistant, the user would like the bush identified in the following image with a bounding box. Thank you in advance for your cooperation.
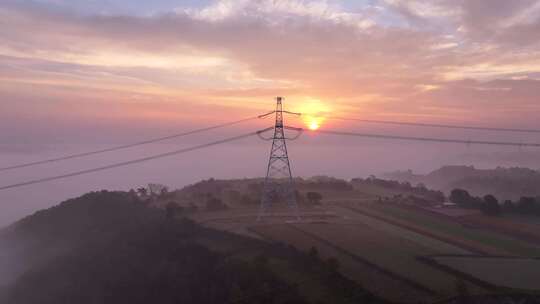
[165,201,183,219]
[503,200,515,211]
[306,192,323,205]
[516,197,539,214]
[240,195,258,205]
[481,195,501,216]
[450,189,481,209]
[205,196,228,211]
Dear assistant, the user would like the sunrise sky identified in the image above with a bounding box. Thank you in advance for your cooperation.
[3,0,540,226]
[2,0,540,142]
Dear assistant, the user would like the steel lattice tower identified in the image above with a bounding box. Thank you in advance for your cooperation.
[259,97,299,219]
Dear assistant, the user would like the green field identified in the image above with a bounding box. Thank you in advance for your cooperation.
[352,202,540,257]
[250,224,435,303]
[196,201,540,301]
[187,179,540,303]
[293,223,484,297]
[193,225,379,304]
[434,257,540,291]
[336,206,471,255]
[505,214,540,226]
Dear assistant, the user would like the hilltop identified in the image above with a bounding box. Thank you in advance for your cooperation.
[147,175,442,212]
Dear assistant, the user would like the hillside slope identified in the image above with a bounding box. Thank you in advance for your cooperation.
[0,190,382,304]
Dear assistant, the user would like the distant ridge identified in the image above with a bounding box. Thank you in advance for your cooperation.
[385,166,540,200]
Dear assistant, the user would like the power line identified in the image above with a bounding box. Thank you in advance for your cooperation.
[309,128,540,147]
[324,116,540,134]
[0,115,263,172]
[0,128,272,191]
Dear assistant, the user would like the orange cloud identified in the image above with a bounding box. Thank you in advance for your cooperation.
[1,0,540,134]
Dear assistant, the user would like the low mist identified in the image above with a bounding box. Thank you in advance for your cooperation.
[1,133,538,227]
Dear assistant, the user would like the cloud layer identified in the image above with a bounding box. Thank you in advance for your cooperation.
[1,0,540,143]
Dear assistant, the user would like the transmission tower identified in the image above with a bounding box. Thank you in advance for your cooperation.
[259,97,300,220]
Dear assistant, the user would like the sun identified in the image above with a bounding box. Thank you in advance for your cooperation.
[294,98,329,131]
[308,120,320,130]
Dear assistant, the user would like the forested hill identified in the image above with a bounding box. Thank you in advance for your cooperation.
[385,166,540,200]
[0,190,383,304]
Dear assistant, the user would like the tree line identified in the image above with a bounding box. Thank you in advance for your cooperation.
[352,176,446,202]
[450,188,540,217]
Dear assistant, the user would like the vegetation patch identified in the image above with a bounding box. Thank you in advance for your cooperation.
[336,206,471,255]
[291,223,485,298]
[0,190,392,304]
[431,256,540,291]
[249,224,434,303]
[359,203,540,257]
[339,203,497,255]
[458,214,540,245]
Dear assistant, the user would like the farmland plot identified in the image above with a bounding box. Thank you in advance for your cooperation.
[293,223,484,297]
[354,203,540,257]
[335,206,471,255]
[250,224,435,303]
[337,203,506,255]
[459,214,540,244]
[434,256,540,291]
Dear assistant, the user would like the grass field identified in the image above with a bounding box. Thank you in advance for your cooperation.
[192,225,374,304]
[292,223,484,298]
[250,224,435,303]
[346,202,540,257]
[506,214,540,226]
[351,183,420,198]
[433,256,540,291]
[335,206,471,255]
[338,203,506,255]
[459,214,540,244]
[190,195,540,303]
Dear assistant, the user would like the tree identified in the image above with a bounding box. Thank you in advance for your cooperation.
[308,246,319,259]
[188,202,198,212]
[165,201,181,219]
[517,197,539,214]
[295,190,305,204]
[128,189,138,199]
[449,189,480,209]
[306,192,323,205]
[416,183,427,192]
[429,190,446,203]
[481,195,501,216]
[253,254,269,269]
[136,187,148,197]
[148,183,167,196]
[205,196,227,211]
[450,189,471,206]
[225,190,241,203]
[240,195,256,205]
[247,183,262,196]
[160,187,169,198]
[503,200,515,212]
[326,257,340,271]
